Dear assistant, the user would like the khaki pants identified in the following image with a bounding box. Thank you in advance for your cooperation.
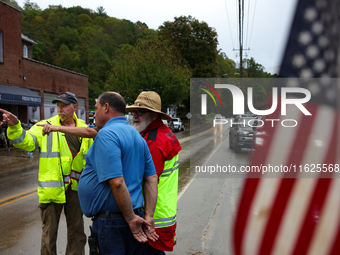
[39,188,86,255]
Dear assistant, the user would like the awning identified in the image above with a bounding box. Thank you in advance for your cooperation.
[0,84,42,106]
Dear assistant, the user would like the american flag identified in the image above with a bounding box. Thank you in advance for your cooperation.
[233,0,340,254]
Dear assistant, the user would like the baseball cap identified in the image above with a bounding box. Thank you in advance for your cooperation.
[52,92,78,105]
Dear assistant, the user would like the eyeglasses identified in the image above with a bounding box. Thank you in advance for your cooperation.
[131,110,149,116]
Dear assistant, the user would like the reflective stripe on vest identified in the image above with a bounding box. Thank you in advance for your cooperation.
[40,152,60,158]
[161,162,179,177]
[154,215,177,228]
[29,133,39,149]
[11,129,26,144]
[38,181,64,187]
[64,175,70,183]
[83,154,86,160]
[40,133,60,158]
[70,171,81,180]
[11,130,38,149]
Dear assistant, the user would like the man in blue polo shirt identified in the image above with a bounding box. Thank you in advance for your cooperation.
[78,92,158,254]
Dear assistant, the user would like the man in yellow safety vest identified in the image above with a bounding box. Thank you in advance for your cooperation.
[0,92,93,255]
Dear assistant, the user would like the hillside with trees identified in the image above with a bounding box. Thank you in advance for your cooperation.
[4,0,276,115]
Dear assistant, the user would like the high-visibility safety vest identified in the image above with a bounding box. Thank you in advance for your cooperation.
[7,113,93,204]
[154,154,179,229]
[142,119,181,251]
[144,127,179,228]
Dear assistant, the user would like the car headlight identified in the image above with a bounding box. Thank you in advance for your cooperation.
[238,130,249,135]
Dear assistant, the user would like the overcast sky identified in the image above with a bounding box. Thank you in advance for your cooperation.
[17,0,298,74]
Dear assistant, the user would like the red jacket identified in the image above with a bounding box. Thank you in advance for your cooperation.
[141,118,182,251]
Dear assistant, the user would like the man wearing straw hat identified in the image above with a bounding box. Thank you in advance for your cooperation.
[126,91,182,254]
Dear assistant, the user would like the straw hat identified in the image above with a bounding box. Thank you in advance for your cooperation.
[126,91,172,121]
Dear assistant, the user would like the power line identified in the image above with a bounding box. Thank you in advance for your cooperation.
[248,0,257,49]
[245,0,251,49]
[241,0,245,48]
[238,0,243,77]
[224,0,235,49]
[236,0,239,50]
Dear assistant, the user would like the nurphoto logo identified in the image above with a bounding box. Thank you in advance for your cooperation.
[199,83,312,128]
[201,84,311,116]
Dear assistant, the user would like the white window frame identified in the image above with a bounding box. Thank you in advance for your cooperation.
[23,45,28,58]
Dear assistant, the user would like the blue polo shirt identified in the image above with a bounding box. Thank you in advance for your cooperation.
[78,117,156,217]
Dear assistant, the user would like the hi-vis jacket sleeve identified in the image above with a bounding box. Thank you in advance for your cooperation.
[7,120,43,152]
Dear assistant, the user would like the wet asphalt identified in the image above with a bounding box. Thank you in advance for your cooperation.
[0,122,250,254]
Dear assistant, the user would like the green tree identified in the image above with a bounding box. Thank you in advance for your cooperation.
[77,14,93,27]
[93,16,107,27]
[86,45,112,98]
[96,6,107,17]
[103,18,134,46]
[54,44,79,70]
[244,57,273,78]
[59,12,77,28]
[23,0,40,10]
[66,6,95,19]
[21,10,45,39]
[135,21,148,31]
[54,26,80,51]
[45,9,66,40]
[217,52,236,78]
[135,29,158,42]
[76,26,116,59]
[106,39,192,108]
[158,15,219,77]
[21,8,55,63]
[19,3,277,110]
[2,0,22,10]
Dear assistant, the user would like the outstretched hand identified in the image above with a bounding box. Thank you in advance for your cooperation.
[0,108,19,126]
[127,214,150,243]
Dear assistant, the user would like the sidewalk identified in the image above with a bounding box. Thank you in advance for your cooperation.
[0,146,39,176]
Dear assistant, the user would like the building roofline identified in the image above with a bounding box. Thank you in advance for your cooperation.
[23,58,89,78]
[0,0,21,12]
[22,33,38,45]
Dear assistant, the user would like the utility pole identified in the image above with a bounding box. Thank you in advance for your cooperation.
[233,48,250,90]
[233,47,250,70]
[239,0,243,78]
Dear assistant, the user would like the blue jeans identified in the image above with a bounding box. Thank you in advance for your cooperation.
[91,211,144,255]
[143,242,166,255]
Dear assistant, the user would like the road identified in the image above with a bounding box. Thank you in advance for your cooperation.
[172,122,251,255]
[0,121,251,254]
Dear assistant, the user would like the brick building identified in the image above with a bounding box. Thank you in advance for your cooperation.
[0,1,89,124]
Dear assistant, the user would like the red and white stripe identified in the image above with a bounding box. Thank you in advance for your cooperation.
[233,102,340,255]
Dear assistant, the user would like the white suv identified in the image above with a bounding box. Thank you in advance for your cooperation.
[171,118,185,131]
